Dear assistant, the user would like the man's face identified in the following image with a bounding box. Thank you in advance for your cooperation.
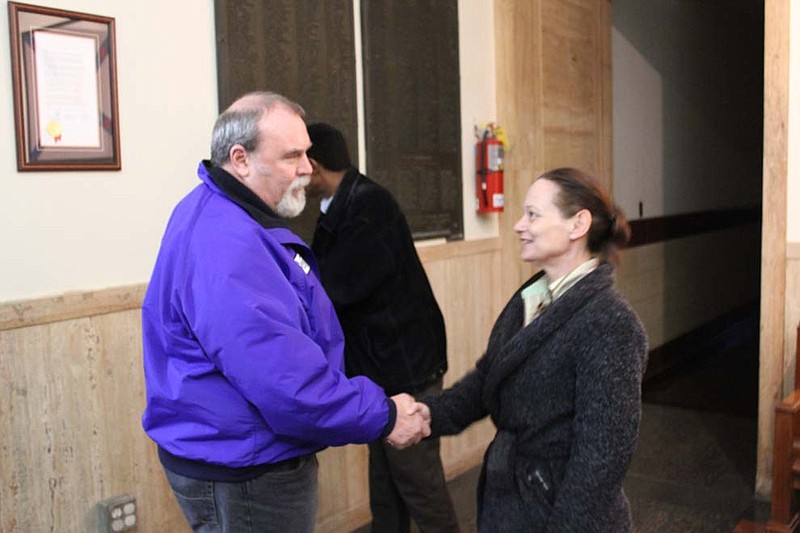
[242,105,313,217]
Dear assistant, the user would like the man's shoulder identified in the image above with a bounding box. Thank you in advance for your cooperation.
[167,186,294,256]
[351,175,399,209]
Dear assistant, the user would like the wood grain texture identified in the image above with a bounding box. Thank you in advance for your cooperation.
[495,0,612,300]
[617,223,761,350]
[0,284,145,332]
[0,310,187,533]
[495,0,545,299]
[0,246,505,533]
[757,0,790,500]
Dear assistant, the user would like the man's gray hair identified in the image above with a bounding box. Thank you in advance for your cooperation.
[210,92,306,166]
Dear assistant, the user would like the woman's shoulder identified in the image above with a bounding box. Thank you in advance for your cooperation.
[586,287,644,328]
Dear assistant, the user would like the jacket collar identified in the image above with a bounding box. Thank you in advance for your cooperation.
[318,167,361,233]
[199,160,289,230]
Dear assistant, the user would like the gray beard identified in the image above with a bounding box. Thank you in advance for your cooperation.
[276,176,310,218]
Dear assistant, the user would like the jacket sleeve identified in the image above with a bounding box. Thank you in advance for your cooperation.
[545,308,647,532]
[317,188,400,308]
[423,352,491,436]
[182,232,390,446]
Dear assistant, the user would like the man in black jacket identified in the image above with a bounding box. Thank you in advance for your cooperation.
[307,123,459,533]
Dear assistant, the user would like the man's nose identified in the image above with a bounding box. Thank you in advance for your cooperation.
[298,153,313,175]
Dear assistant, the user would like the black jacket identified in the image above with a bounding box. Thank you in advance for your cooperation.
[311,168,447,396]
[425,264,648,532]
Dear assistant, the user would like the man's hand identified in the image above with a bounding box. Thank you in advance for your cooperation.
[415,401,431,423]
[385,393,431,449]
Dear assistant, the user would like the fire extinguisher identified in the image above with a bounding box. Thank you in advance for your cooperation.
[475,123,504,213]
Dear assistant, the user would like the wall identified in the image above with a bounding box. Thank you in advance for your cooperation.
[494,0,612,296]
[0,0,613,531]
[789,0,800,246]
[0,0,499,304]
[611,0,763,356]
[612,0,762,219]
[785,0,800,393]
[0,0,219,302]
[757,0,800,500]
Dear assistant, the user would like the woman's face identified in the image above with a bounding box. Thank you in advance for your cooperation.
[513,179,576,265]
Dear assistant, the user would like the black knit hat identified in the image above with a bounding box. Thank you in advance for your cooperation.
[306,123,352,172]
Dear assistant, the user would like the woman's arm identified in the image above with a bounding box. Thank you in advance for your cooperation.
[422,352,492,437]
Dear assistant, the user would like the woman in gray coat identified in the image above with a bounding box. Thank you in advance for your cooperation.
[420,168,648,532]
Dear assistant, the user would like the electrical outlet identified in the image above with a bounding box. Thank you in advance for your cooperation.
[97,494,137,532]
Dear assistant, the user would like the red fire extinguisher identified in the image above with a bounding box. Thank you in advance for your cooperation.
[475,123,504,213]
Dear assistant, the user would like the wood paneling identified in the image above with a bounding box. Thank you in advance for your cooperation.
[0,245,504,533]
[617,223,762,351]
[758,0,790,500]
[0,284,145,332]
[0,310,186,532]
[494,0,612,299]
[494,0,543,299]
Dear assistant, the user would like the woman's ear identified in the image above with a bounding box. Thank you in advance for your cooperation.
[570,209,592,240]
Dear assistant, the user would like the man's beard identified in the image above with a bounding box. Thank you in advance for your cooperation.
[276,176,310,218]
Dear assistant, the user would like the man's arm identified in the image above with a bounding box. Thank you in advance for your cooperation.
[185,233,391,446]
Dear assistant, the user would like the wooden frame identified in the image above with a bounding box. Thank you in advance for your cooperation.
[7,2,120,171]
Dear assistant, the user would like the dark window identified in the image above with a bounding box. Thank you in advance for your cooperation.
[214,0,462,242]
[361,0,463,240]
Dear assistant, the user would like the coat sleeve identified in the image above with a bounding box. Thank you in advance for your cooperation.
[182,231,391,446]
[545,307,647,532]
[317,188,400,308]
[423,352,491,436]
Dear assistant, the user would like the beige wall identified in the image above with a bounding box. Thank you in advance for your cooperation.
[611,0,763,219]
[0,0,219,302]
[0,0,499,303]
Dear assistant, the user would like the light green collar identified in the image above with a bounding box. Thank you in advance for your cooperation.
[520,258,599,326]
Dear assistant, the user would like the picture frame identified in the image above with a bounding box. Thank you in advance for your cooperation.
[8,2,120,171]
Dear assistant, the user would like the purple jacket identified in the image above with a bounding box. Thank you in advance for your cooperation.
[141,162,391,468]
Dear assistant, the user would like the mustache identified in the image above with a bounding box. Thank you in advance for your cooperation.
[290,176,311,191]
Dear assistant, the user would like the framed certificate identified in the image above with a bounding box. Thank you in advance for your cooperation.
[8,2,120,171]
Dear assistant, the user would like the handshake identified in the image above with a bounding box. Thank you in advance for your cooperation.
[385,393,432,449]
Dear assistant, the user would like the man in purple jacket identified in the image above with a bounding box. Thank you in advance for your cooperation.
[141,91,429,533]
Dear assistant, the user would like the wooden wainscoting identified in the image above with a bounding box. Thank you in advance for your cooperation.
[0,239,504,533]
[616,222,761,352]
[0,291,187,533]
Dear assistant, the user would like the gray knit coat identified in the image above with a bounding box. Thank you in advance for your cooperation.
[425,263,648,532]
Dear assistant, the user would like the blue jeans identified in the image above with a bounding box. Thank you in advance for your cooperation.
[164,455,318,533]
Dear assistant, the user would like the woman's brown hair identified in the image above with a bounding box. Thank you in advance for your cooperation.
[537,167,630,265]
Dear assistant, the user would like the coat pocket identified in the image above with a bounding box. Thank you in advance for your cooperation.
[516,456,564,511]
